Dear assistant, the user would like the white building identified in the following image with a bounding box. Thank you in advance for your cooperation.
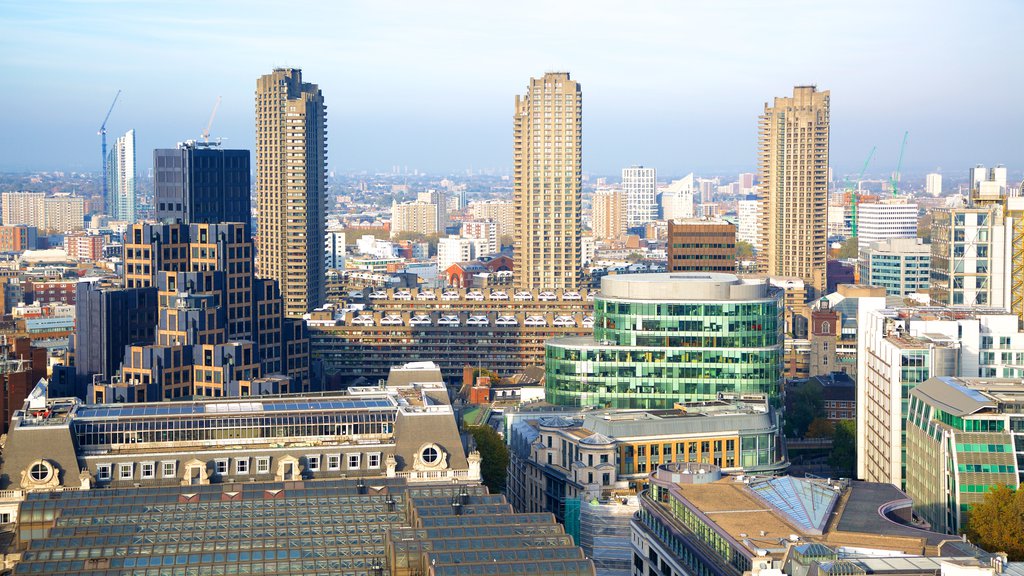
[106,129,136,223]
[971,165,1007,199]
[736,199,761,249]
[468,200,513,238]
[857,304,1024,488]
[354,234,398,259]
[581,236,595,266]
[437,236,477,273]
[325,229,346,269]
[622,166,657,228]
[926,173,942,197]
[856,199,918,253]
[460,221,498,256]
[660,174,695,221]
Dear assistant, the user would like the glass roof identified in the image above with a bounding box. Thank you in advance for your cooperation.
[749,477,839,534]
[75,397,394,420]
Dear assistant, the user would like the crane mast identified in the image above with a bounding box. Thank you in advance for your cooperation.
[98,90,122,210]
[849,146,876,237]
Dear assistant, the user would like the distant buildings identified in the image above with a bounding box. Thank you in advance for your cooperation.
[514,72,582,291]
[460,220,498,255]
[591,189,626,241]
[391,200,439,236]
[468,199,513,237]
[667,218,736,273]
[255,68,327,317]
[859,237,931,296]
[661,174,696,221]
[0,225,37,253]
[62,233,104,261]
[757,86,830,298]
[623,165,657,229]
[906,376,1024,535]
[153,141,251,231]
[437,236,477,273]
[735,199,760,249]
[856,199,918,253]
[105,128,136,223]
[926,172,943,196]
[1,192,84,233]
[545,273,783,408]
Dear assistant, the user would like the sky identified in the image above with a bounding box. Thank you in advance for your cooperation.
[2,0,1022,179]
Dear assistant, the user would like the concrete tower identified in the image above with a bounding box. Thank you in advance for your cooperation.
[255,68,327,317]
[513,72,582,291]
[757,86,830,299]
[106,129,137,223]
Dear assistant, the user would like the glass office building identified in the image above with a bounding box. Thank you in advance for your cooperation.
[545,273,784,409]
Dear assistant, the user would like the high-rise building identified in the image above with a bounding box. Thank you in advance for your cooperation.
[460,220,498,256]
[757,86,830,299]
[736,199,761,249]
[738,172,755,193]
[1,193,83,233]
[63,233,104,261]
[661,174,696,221]
[255,68,327,317]
[859,237,931,296]
[667,218,736,272]
[926,172,943,197]
[930,203,1012,308]
[622,165,657,228]
[468,199,514,238]
[590,189,626,241]
[514,72,582,291]
[417,189,448,232]
[1,192,43,227]
[546,273,783,409]
[437,236,477,274]
[153,141,251,231]
[106,128,137,223]
[390,200,438,237]
[856,199,918,253]
[325,228,345,269]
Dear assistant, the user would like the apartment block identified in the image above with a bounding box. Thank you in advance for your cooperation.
[468,199,513,237]
[106,129,136,222]
[623,165,657,228]
[590,189,626,241]
[390,200,438,237]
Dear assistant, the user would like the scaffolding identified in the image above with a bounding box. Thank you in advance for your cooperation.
[578,495,639,576]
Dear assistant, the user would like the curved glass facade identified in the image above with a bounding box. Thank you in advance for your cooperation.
[546,283,783,409]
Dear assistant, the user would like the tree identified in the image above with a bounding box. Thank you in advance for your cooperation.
[784,382,823,438]
[472,368,501,384]
[837,237,858,259]
[806,418,835,439]
[736,241,755,260]
[966,484,1024,560]
[829,420,856,477]
[468,425,510,494]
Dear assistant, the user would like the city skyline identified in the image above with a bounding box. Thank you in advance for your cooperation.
[3,1,1023,176]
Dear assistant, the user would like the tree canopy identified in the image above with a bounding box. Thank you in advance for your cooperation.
[785,382,823,438]
[736,240,755,260]
[966,484,1024,560]
[829,419,856,477]
[468,425,510,494]
[837,237,858,259]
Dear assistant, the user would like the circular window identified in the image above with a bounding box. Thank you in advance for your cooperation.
[29,461,52,483]
[422,446,440,465]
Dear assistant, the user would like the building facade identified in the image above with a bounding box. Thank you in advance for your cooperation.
[106,129,137,223]
[0,225,37,253]
[623,166,657,229]
[667,218,736,273]
[661,175,696,221]
[391,200,438,237]
[514,72,583,291]
[468,199,514,238]
[546,273,783,409]
[1,193,84,233]
[255,68,327,317]
[460,220,498,255]
[906,376,1024,535]
[736,199,760,250]
[757,86,830,299]
[856,199,919,253]
[153,141,251,231]
[926,173,943,197]
[860,237,931,296]
[591,189,627,241]
[63,234,104,261]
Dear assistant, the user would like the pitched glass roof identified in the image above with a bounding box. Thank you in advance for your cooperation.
[748,477,839,534]
[74,397,394,420]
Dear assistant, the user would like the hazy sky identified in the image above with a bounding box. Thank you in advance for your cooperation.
[3,0,1022,178]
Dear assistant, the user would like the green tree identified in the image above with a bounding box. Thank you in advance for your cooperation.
[829,420,856,477]
[837,237,858,259]
[472,368,501,383]
[784,382,823,438]
[806,418,835,439]
[966,484,1024,560]
[468,425,510,494]
[736,240,755,260]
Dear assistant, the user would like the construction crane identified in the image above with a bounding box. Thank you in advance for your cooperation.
[98,89,122,204]
[849,146,876,237]
[201,96,222,143]
[889,131,909,198]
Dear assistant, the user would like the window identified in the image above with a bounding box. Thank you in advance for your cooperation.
[422,446,439,465]
[256,457,270,474]
[214,459,228,476]
[306,455,320,472]
[347,453,361,470]
[162,461,176,478]
[30,462,52,482]
[235,459,249,475]
[327,454,341,471]
[140,462,155,479]
[97,464,112,481]
[119,463,133,480]
[368,453,381,469]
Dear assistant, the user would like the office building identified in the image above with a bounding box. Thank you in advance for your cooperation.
[468,199,514,237]
[856,199,918,253]
[661,174,696,221]
[105,129,136,223]
[736,199,760,249]
[906,376,1024,535]
[437,236,477,273]
[255,68,327,317]
[860,237,931,296]
[623,165,657,228]
[591,189,626,241]
[391,200,439,237]
[153,141,251,231]
[633,464,991,576]
[971,164,1008,198]
[305,286,592,387]
[514,72,583,291]
[757,86,830,298]
[72,282,158,394]
[0,225,36,253]
[857,304,1024,488]
[927,172,943,197]
[545,273,783,409]
[667,218,736,272]
[461,220,498,255]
